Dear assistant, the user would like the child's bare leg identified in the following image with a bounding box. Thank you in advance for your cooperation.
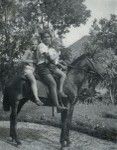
[43,74,59,106]
[54,68,67,97]
[26,71,43,106]
[42,74,67,111]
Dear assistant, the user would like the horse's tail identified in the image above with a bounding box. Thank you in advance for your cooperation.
[3,87,10,111]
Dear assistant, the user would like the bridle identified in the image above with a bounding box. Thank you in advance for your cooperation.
[86,57,104,79]
[67,56,104,79]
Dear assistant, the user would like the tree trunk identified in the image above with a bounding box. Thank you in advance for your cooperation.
[109,87,115,104]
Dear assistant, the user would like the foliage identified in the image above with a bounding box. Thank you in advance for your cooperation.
[84,15,117,56]
[84,14,117,102]
[0,0,90,87]
[84,14,117,73]
[60,47,72,64]
[41,0,91,36]
[0,0,91,57]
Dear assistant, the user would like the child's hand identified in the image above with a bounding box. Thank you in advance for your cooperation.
[44,52,56,64]
[57,63,67,71]
[33,59,37,64]
[21,59,34,63]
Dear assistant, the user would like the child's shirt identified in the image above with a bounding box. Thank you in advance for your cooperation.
[22,50,33,62]
[36,43,49,65]
[37,42,60,65]
[21,49,34,71]
[48,47,60,64]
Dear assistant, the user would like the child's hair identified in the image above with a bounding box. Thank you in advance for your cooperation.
[40,30,52,41]
[31,33,41,44]
[25,44,31,51]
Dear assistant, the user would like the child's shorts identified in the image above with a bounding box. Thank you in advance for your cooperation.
[49,64,58,74]
[37,63,50,77]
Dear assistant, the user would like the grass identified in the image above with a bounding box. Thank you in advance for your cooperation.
[0,100,117,141]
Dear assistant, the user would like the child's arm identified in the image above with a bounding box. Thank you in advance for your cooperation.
[57,60,67,70]
[36,43,49,64]
[21,50,33,63]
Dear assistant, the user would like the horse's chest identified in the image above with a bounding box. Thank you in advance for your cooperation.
[71,71,85,85]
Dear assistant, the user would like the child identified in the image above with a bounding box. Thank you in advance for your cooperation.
[21,46,43,106]
[47,47,67,98]
[36,31,67,111]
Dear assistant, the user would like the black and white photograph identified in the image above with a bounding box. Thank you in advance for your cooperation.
[0,0,117,149]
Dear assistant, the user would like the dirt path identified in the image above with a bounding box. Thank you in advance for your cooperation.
[0,121,117,150]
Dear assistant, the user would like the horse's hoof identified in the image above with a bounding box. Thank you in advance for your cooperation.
[60,147,64,150]
[16,140,22,145]
[11,137,21,145]
[66,140,71,147]
[61,140,71,149]
[17,144,21,148]
[61,141,67,147]
[11,138,15,142]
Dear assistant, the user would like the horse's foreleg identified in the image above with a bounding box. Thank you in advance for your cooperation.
[10,102,21,145]
[60,109,68,148]
[66,104,74,146]
[60,103,74,148]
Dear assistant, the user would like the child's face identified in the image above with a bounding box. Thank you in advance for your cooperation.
[32,38,38,49]
[42,33,51,46]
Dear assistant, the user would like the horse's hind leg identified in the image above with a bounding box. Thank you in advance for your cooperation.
[17,98,27,115]
[10,101,21,145]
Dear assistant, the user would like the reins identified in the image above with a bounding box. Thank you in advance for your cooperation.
[67,57,104,78]
[86,57,104,79]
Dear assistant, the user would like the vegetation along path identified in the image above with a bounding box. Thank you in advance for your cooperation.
[0,121,117,150]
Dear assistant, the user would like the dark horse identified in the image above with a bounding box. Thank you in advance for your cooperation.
[2,54,99,149]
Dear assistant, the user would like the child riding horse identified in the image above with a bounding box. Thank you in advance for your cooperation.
[35,31,68,112]
[21,45,43,106]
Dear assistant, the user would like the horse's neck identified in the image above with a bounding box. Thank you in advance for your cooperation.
[66,60,87,86]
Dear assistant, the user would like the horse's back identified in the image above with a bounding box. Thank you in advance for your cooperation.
[4,75,49,100]
[37,80,49,98]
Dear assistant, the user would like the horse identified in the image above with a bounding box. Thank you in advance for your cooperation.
[2,53,100,149]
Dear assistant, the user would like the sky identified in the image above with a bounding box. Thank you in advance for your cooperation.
[63,0,117,47]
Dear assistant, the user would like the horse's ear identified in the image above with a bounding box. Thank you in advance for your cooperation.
[67,65,74,71]
[86,52,92,58]
[66,65,69,70]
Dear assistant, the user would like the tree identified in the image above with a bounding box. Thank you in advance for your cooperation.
[0,0,16,88]
[85,15,117,54]
[40,0,91,36]
[0,0,91,87]
[84,14,117,104]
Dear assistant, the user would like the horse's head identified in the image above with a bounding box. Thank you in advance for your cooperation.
[66,54,103,104]
[69,54,98,74]
[69,54,102,88]
[69,54,103,78]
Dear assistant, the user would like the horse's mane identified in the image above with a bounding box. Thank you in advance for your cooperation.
[70,53,103,79]
[71,54,87,66]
